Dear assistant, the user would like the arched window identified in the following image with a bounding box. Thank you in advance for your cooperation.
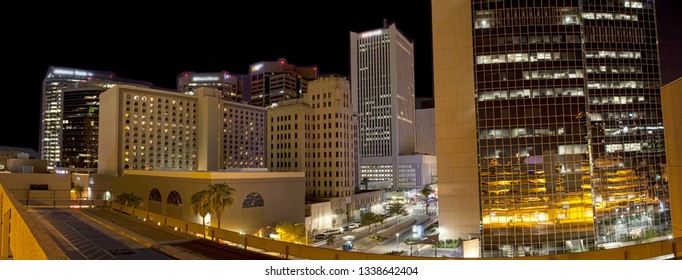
[167,191,182,206]
[149,188,161,202]
[242,192,265,208]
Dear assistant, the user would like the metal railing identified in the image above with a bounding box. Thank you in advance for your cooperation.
[8,189,110,209]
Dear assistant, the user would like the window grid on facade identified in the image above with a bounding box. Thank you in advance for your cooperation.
[123,93,198,171]
[471,0,668,258]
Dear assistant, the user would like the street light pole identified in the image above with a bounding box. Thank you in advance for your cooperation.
[396,233,400,252]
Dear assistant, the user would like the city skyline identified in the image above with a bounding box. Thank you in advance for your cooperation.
[0,0,681,265]
[1,1,432,152]
[1,1,678,153]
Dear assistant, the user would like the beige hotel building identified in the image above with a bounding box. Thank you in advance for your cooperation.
[98,85,266,176]
[92,85,304,233]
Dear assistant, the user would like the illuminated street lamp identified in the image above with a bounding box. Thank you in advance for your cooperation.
[396,233,400,251]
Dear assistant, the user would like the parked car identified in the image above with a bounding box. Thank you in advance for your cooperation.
[348,223,361,229]
[324,229,341,235]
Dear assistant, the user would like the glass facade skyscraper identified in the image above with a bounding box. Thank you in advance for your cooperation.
[41,66,152,168]
[434,0,670,257]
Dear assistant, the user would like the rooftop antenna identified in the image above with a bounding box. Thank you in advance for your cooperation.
[383,18,388,28]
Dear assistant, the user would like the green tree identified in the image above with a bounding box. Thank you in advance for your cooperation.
[116,192,143,209]
[420,186,434,213]
[275,221,306,244]
[360,212,385,233]
[207,183,235,229]
[360,212,377,232]
[386,203,408,217]
[190,190,211,226]
[386,203,408,223]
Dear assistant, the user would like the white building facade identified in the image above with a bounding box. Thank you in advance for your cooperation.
[351,23,417,190]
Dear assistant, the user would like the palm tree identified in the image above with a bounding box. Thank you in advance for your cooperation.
[190,190,211,226]
[116,192,143,209]
[420,186,434,214]
[207,183,235,229]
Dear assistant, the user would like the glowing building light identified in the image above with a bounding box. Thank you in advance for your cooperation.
[251,64,263,72]
[192,76,220,82]
[360,29,383,38]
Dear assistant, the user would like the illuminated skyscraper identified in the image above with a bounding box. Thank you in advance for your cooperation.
[351,23,418,189]
[176,71,247,102]
[248,58,318,108]
[41,66,152,169]
[433,0,670,257]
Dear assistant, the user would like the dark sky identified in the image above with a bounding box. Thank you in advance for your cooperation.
[1,1,433,152]
[1,1,680,152]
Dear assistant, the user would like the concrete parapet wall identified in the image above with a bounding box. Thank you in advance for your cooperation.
[110,201,680,260]
[1,182,68,260]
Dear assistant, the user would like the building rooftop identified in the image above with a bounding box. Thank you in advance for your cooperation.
[124,170,304,180]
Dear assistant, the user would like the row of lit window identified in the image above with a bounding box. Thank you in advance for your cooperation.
[477,87,584,101]
[582,12,638,21]
[586,65,642,74]
[585,51,641,59]
[587,81,653,89]
[480,69,583,81]
[475,7,581,29]
[480,126,583,139]
[475,33,581,47]
[478,53,582,66]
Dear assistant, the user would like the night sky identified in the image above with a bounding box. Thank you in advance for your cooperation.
[1,1,680,152]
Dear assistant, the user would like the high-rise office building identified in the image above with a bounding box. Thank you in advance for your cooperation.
[267,76,357,198]
[98,85,266,177]
[351,23,417,189]
[248,58,318,108]
[41,66,152,168]
[433,0,670,257]
[177,71,247,102]
[62,88,104,168]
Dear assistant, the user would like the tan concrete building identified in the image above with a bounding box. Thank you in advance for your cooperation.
[268,76,358,199]
[98,85,266,176]
[431,0,482,243]
[88,170,305,234]
[0,148,47,173]
[662,77,682,238]
[415,108,436,156]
